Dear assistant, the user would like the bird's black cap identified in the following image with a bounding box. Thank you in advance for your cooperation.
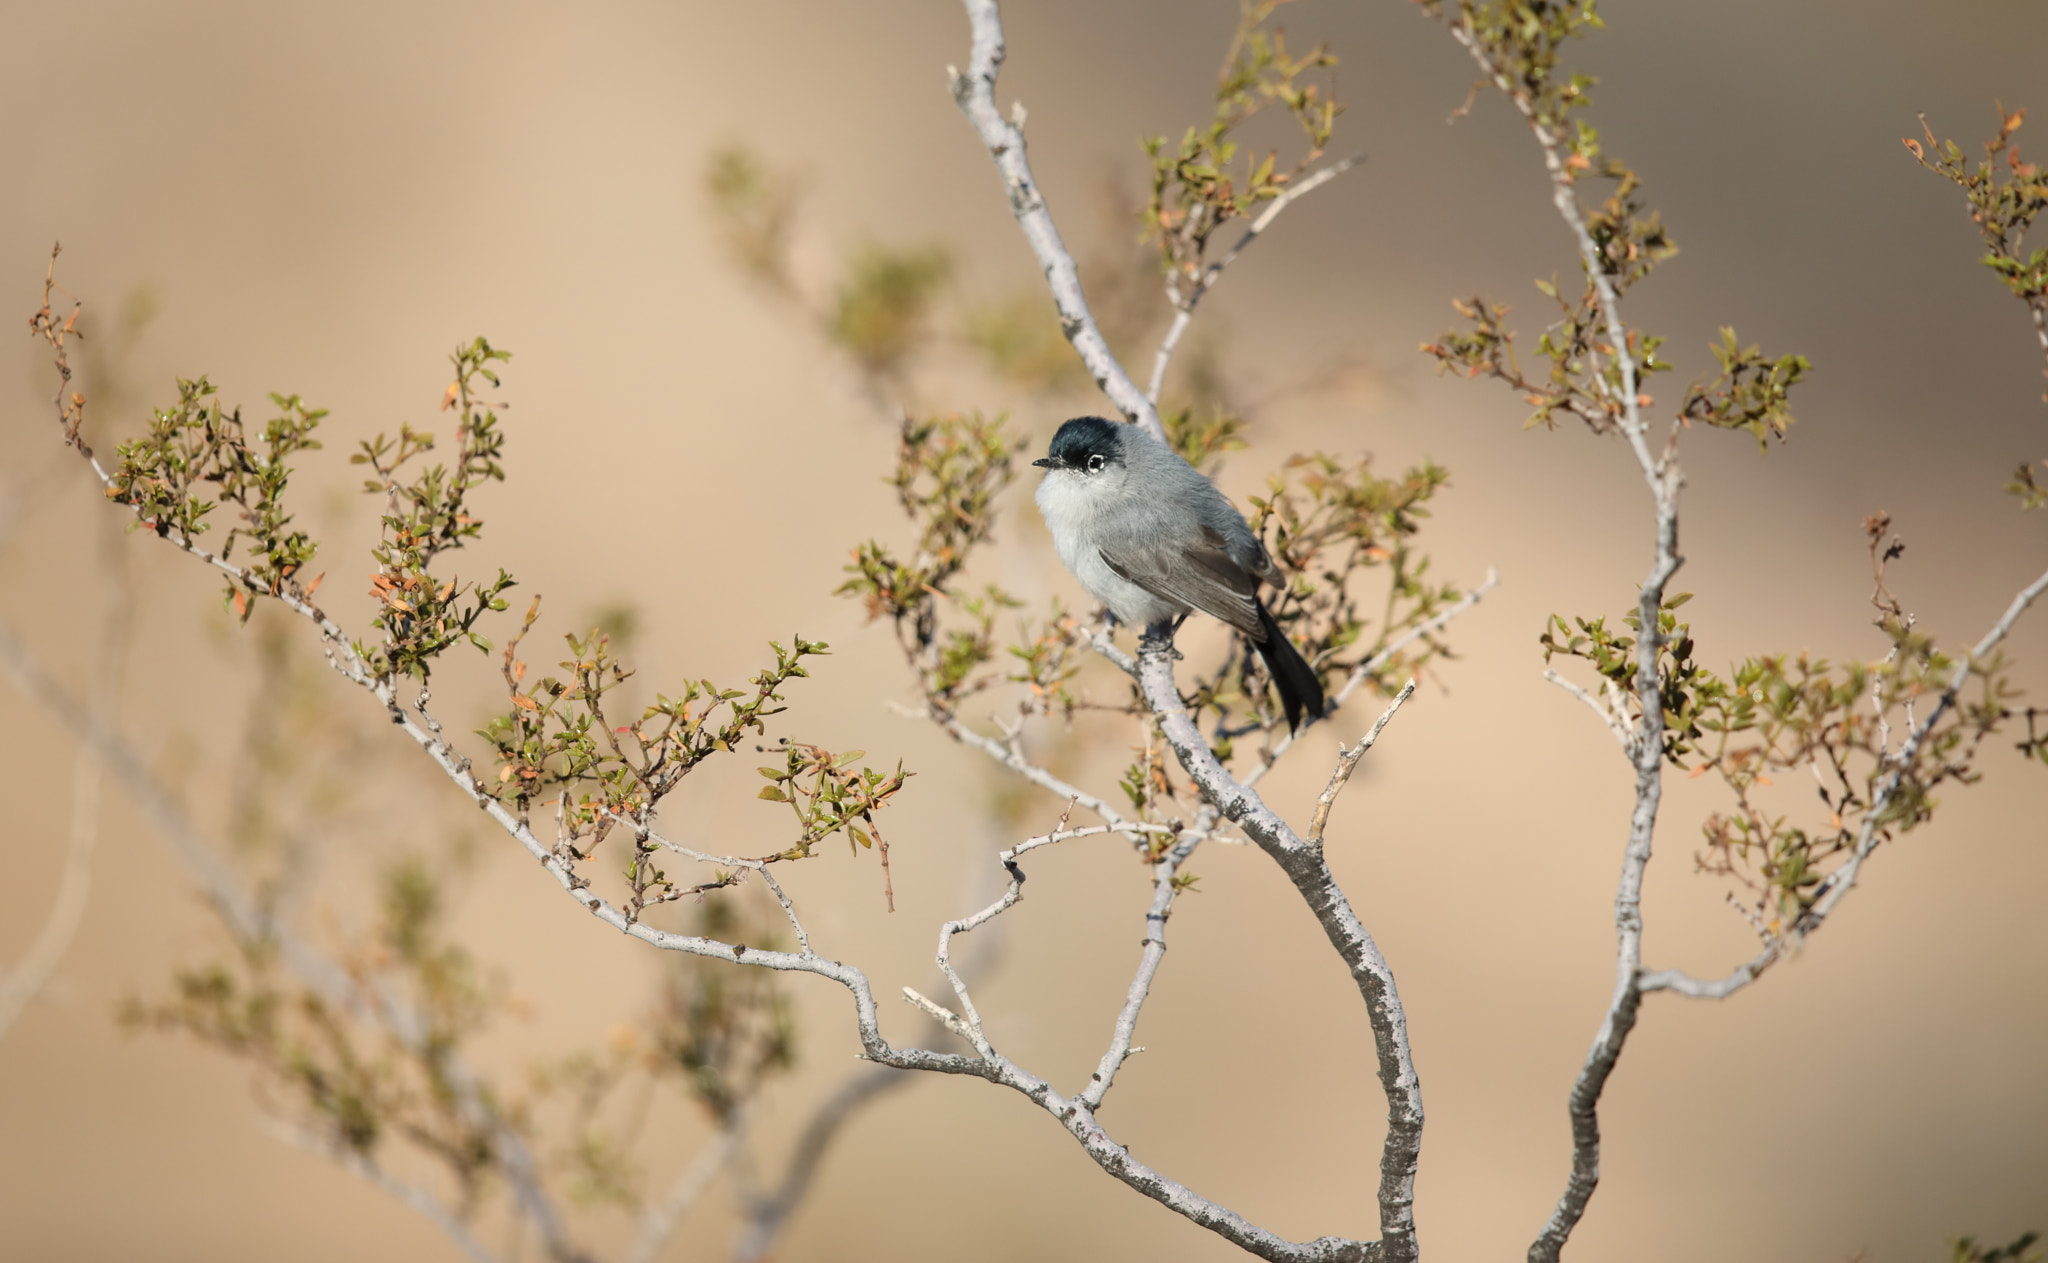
[1032,416,1125,469]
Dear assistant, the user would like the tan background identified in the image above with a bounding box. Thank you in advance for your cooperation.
[2,1,2046,1260]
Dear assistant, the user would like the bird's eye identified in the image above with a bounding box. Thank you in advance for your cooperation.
[1085,453,1106,472]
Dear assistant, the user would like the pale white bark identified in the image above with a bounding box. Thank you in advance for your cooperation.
[947,0,1165,442]
[0,615,583,1263]
[1426,15,1685,1260]
[625,1117,744,1263]
[262,1119,506,1263]
[1146,156,1363,405]
[0,520,126,1038]
[1135,627,1421,1262]
[1639,560,2048,1000]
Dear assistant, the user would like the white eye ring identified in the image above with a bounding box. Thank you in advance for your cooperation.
[1085,453,1106,472]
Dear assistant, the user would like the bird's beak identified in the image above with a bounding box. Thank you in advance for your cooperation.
[1031,456,1057,468]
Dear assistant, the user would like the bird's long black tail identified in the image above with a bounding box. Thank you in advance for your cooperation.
[1255,601,1325,733]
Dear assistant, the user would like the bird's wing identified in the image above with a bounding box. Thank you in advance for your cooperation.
[1099,523,1265,639]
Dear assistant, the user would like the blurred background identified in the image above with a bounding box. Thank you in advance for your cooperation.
[2,1,2045,1261]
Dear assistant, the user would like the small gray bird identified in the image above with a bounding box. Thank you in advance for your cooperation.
[1032,415,1325,731]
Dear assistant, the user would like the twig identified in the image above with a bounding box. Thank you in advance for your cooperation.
[1076,815,1211,1110]
[1308,680,1416,846]
[1088,621,1140,676]
[901,987,978,1044]
[1541,668,1633,752]
[1146,155,1364,404]
[1640,560,2048,1001]
[624,1116,745,1263]
[261,1119,505,1263]
[1245,568,1497,788]
[0,513,127,1039]
[921,708,1162,834]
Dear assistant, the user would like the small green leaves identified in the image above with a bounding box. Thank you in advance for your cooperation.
[754,738,912,863]
[354,337,515,681]
[1545,590,2023,928]
[1142,1,1343,303]
[2008,459,2048,510]
[704,144,800,291]
[828,243,953,378]
[1910,108,2048,310]
[1679,328,1811,449]
[1910,106,2048,498]
[1420,1,1827,459]
[838,414,1026,703]
[1950,1231,2043,1263]
[1430,0,1606,133]
[1248,453,1461,705]
[105,378,331,620]
[126,852,499,1174]
[1163,407,1249,471]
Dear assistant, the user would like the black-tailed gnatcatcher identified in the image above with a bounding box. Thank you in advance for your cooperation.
[1032,416,1326,731]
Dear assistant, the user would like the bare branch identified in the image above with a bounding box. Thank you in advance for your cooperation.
[922,708,1153,832]
[1089,619,1140,676]
[729,1066,912,1263]
[625,1116,745,1263]
[0,516,127,1039]
[949,0,1164,441]
[1147,155,1365,405]
[900,987,977,1044]
[261,1119,505,1263]
[1076,815,1210,1110]
[1135,627,1420,1261]
[1541,668,1633,752]
[1308,680,1417,846]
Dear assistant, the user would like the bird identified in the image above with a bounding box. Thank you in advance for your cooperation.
[1031,415,1326,731]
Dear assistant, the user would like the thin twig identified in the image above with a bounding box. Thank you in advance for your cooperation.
[624,1117,745,1263]
[1308,680,1416,846]
[1145,156,1364,404]
[1640,560,2048,1001]
[1246,568,1497,788]
[1541,669,1633,752]
[261,1119,505,1263]
[0,514,127,1038]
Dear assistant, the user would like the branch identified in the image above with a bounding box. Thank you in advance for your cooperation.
[625,1116,745,1263]
[1147,155,1364,404]
[948,0,1164,442]
[1641,560,2048,1000]
[36,237,1401,1263]
[1077,815,1211,1110]
[729,1068,911,1263]
[920,707,1158,835]
[1135,626,1421,1262]
[1308,681,1416,846]
[0,516,127,1040]
[1419,13,1686,1257]
[0,615,586,1263]
[262,1119,505,1263]
[1245,567,1497,789]
[1541,668,1633,753]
